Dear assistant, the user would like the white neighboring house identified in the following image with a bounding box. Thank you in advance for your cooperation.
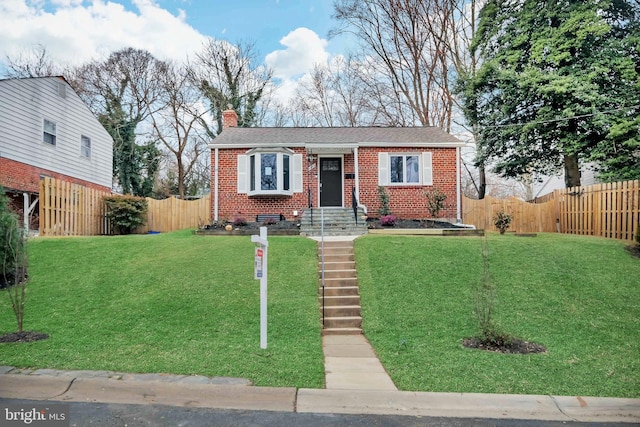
[0,76,113,229]
[458,143,602,200]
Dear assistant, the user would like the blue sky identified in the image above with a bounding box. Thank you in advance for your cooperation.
[153,0,342,57]
[0,0,354,84]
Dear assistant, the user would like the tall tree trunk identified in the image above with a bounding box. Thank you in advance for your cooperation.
[177,157,185,199]
[478,162,487,199]
[563,154,581,188]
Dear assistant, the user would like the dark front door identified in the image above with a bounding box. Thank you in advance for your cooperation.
[319,157,342,207]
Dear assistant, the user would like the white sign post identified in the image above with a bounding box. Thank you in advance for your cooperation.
[251,227,268,349]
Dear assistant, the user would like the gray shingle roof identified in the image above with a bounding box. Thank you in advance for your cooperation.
[210,126,462,147]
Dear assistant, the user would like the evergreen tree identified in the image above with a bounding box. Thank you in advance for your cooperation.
[460,0,640,186]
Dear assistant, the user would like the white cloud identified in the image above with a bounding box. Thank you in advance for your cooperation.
[0,0,207,69]
[265,27,329,80]
[265,27,331,104]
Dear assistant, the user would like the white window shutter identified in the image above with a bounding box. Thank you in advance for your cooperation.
[378,152,389,185]
[422,152,433,185]
[237,154,248,193]
[293,154,303,192]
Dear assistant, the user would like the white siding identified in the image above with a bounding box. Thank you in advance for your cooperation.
[0,77,113,188]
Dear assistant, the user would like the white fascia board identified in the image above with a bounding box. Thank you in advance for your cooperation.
[209,140,466,149]
[357,141,466,148]
[209,142,307,149]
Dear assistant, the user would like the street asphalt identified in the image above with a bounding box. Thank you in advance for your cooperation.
[1,398,635,427]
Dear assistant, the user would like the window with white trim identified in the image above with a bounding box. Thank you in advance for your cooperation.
[378,152,433,186]
[238,150,303,196]
[43,119,56,145]
[80,135,91,158]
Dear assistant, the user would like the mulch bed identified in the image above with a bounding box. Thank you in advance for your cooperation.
[368,219,460,229]
[462,337,547,355]
[197,220,301,235]
[625,244,640,259]
[0,331,49,343]
[197,218,463,235]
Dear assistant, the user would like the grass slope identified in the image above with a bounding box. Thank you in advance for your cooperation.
[0,230,324,388]
[355,233,640,398]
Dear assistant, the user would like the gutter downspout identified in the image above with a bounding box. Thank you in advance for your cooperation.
[214,147,219,221]
[353,146,366,214]
[456,146,461,223]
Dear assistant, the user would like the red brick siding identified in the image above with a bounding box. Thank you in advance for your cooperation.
[222,109,238,129]
[0,157,111,193]
[211,147,458,221]
[358,147,458,220]
[213,148,311,221]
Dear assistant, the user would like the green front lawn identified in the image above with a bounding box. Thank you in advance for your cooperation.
[1,230,638,397]
[0,230,324,388]
[355,233,640,398]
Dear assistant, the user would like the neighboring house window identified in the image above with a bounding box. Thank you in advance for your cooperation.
[57,81,67,98]
[378,152,433,186]
[238,150,303,195]
[81,135,91,158]
[43,119,56,145]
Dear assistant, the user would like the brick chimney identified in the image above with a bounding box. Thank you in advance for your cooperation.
[222,106,238,130]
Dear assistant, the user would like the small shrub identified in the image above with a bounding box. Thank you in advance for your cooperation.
[378,186,391,216]
[380,214,397,226]
[636,221,640,246]
[233,216,247,226]
[262,218,277,226]
[493,209,513,234]
[103,195,148,235]
[425,187,447,218]
[0,188,21,289]
[0,188,28,331]
[473,236,511,344]
[205,220,228,229]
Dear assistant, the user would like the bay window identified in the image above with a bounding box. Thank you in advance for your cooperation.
[238,149,302,196]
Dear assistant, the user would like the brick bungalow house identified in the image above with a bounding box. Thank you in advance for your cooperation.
[210,109,464,226]
[0,76,113,229]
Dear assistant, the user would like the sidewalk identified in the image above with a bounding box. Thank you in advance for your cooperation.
[1,366,639,423]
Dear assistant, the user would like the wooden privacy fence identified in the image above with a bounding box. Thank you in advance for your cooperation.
[462,196,557,233]
[40,177,111,236]
[463,180,639,243]
[554,180,639,242]
[39,177,211,236]
[137,196,211,233]
[37,177,640,242]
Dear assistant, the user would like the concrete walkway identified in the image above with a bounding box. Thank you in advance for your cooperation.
[1,367,639,423]
[323,334,397,391]
[313,235,397,391]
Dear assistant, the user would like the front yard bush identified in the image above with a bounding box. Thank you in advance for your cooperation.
[103,195,148,235]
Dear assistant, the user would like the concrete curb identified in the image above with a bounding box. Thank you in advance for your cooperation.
[297,389,640,423]
[1,367,639,423]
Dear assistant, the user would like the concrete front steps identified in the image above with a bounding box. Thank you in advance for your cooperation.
[301,207,368,237]
[317,240,362,335]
